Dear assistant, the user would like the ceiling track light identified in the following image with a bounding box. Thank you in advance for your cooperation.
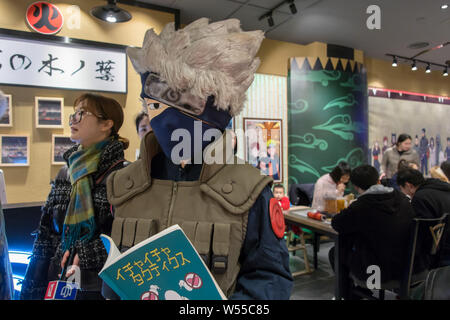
[289,1,298,14]
[258,0,298,27]
[267,14,274,27]
[90,0,132,23]
[392,56,398,67]
[387,53,449,77]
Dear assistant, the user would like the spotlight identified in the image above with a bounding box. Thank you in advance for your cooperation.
[392,56,398,67]
[267,14,274,27]
[426,64,431,73]
[411,61,418,71]
[90,0,132,23]
[444,68,449,76]
[441,4,449,9]
[289,1,298,14]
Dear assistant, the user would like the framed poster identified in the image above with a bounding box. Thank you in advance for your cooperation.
[243,118,283,183]
[0,134,29,166]
[52,134,76,165]
[0,94,12,127]
[35,97,64,128]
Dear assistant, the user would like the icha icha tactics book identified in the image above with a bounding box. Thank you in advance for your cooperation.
[99,224,226,300]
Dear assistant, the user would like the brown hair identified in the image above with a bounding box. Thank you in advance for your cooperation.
[74,93,129,149]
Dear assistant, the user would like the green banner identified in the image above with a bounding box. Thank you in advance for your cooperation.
[287,58,369,185]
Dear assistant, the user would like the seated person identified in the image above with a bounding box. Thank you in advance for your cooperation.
[397,168,450,267]
[273,184,290,210]
[442,161,450,181]
[430,160,450,183]
[311,161,351,211]
[389,159,419,190]
[329,165,414,287]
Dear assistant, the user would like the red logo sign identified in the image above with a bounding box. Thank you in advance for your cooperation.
[26,2,63,35]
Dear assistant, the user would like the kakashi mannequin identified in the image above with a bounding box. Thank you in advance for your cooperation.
[104,18,293,299]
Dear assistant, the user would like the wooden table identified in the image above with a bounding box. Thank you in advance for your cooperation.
[284,206,349,300]
[285,206,337,268]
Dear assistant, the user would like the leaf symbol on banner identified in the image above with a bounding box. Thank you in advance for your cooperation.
[288,133,328,151]
[288,154,321,179]
[340,74,364,92]
[321,148,365,172]
[323,93,357,110]
[288,176,299,185]
[312,114,364,140]
[291,70,341,86]
[288,99,309,114]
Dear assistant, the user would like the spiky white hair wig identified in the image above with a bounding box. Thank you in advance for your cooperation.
[127,18,264,116]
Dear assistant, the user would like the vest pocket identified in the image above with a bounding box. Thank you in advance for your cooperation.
[110,218,156,250]
[122,218,138,249]
[211,223,231,274]
[111,217,124,248]
[134,219,157,245]
[180,221,197,243]
[194,222,213,267]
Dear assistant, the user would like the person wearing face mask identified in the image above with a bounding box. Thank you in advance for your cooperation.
[104,18,293,300]
[20,94,128,300]
[381,133,420,181]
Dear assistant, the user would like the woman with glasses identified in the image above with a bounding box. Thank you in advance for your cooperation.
[20,93,129,300]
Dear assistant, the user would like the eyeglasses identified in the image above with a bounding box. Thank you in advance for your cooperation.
[69,109,104,125]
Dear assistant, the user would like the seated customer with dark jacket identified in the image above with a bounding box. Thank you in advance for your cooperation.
[397,168,450,267]
[330,165,414,285]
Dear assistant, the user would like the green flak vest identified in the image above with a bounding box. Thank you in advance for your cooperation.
[106,131,273,297]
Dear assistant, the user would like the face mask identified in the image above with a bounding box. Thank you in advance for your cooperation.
[150,107,224,164]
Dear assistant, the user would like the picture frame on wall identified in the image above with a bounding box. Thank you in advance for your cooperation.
[0,94,12,127]
[0,134,29,166]
[35,97,64,128]
[243,118,283,183]
[52,134,76,165]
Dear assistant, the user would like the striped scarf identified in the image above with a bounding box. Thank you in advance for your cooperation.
[61,138,111,253]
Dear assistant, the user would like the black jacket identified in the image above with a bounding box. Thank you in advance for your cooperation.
[412,179,450,266]
[331,187,414,283]
[20,139,126,300]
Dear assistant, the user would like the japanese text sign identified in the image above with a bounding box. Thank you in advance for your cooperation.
[0,36,127,93]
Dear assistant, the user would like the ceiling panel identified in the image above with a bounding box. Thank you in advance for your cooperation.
[137,0,450,66]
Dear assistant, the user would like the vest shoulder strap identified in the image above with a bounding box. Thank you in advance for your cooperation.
[200,161,273,214]
[106,158,151,206]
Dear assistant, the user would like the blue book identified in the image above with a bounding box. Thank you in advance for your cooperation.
[99,224,226,300]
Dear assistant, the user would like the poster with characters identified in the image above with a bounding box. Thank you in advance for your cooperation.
[368,90,450,176]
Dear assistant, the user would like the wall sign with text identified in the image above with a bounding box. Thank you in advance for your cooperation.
[0,36,127,93]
